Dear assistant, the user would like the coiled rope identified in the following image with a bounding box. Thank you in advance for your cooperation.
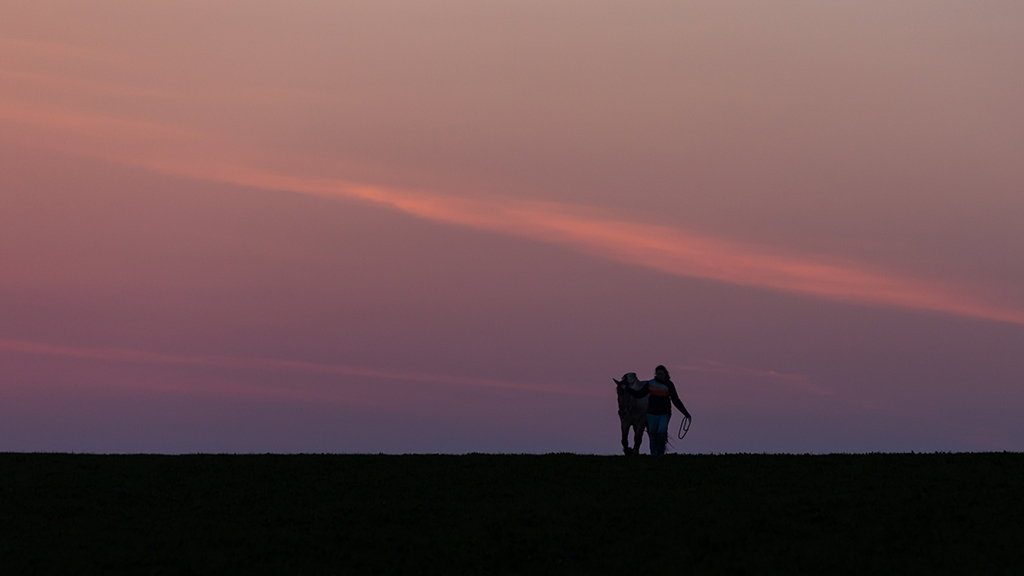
[677,413,691,440]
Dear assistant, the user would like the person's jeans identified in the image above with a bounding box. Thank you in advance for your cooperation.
[646,413,671,456]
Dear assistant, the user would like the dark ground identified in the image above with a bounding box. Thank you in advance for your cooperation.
[0,452,1021,575]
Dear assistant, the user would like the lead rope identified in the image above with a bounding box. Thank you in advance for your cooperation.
[677,414,691,440]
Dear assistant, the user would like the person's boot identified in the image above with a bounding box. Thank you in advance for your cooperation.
[656,432,669,456]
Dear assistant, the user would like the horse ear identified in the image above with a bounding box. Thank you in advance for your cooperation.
[613,379,621,385]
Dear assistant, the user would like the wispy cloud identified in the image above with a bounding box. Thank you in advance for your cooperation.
[0,67,184,101]
[0,338,589,397]
[3,95,1023,326]
[0,36,118,63]
[671,360,828,397]
[0,97,196,139]
[197,167,1024,326]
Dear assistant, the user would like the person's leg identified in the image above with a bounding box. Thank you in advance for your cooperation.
[646,414,660,455]
[656,414,671,456]
[647,414,670,456]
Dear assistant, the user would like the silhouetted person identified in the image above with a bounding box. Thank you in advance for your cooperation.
[619,365,689,456]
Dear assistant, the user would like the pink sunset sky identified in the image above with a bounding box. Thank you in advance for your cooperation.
[1,1,1022,453]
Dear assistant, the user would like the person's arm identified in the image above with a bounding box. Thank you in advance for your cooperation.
[620,381,649,398]
[667,380,690,417]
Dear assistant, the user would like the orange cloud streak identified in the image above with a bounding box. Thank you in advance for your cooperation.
[199,169,1024,325]
[2,91,1022,326]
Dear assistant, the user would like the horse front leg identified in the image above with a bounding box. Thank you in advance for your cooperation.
[620,419,632,455]
[632,422,646,456]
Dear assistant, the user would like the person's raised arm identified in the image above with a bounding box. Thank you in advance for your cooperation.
[667,380,690,417]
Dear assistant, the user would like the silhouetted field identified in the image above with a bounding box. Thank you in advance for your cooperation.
[1,453,1021,574]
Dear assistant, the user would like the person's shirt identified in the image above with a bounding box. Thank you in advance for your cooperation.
[624,378,688,416]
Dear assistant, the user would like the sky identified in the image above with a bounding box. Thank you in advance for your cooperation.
[1,1,1022,453]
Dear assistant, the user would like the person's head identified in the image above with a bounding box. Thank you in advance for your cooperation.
[654,365,670,382]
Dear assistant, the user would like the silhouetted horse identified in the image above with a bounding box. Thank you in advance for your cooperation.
[615,372,648,455]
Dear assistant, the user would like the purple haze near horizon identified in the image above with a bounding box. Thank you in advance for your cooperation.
[1,1,1023,453]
